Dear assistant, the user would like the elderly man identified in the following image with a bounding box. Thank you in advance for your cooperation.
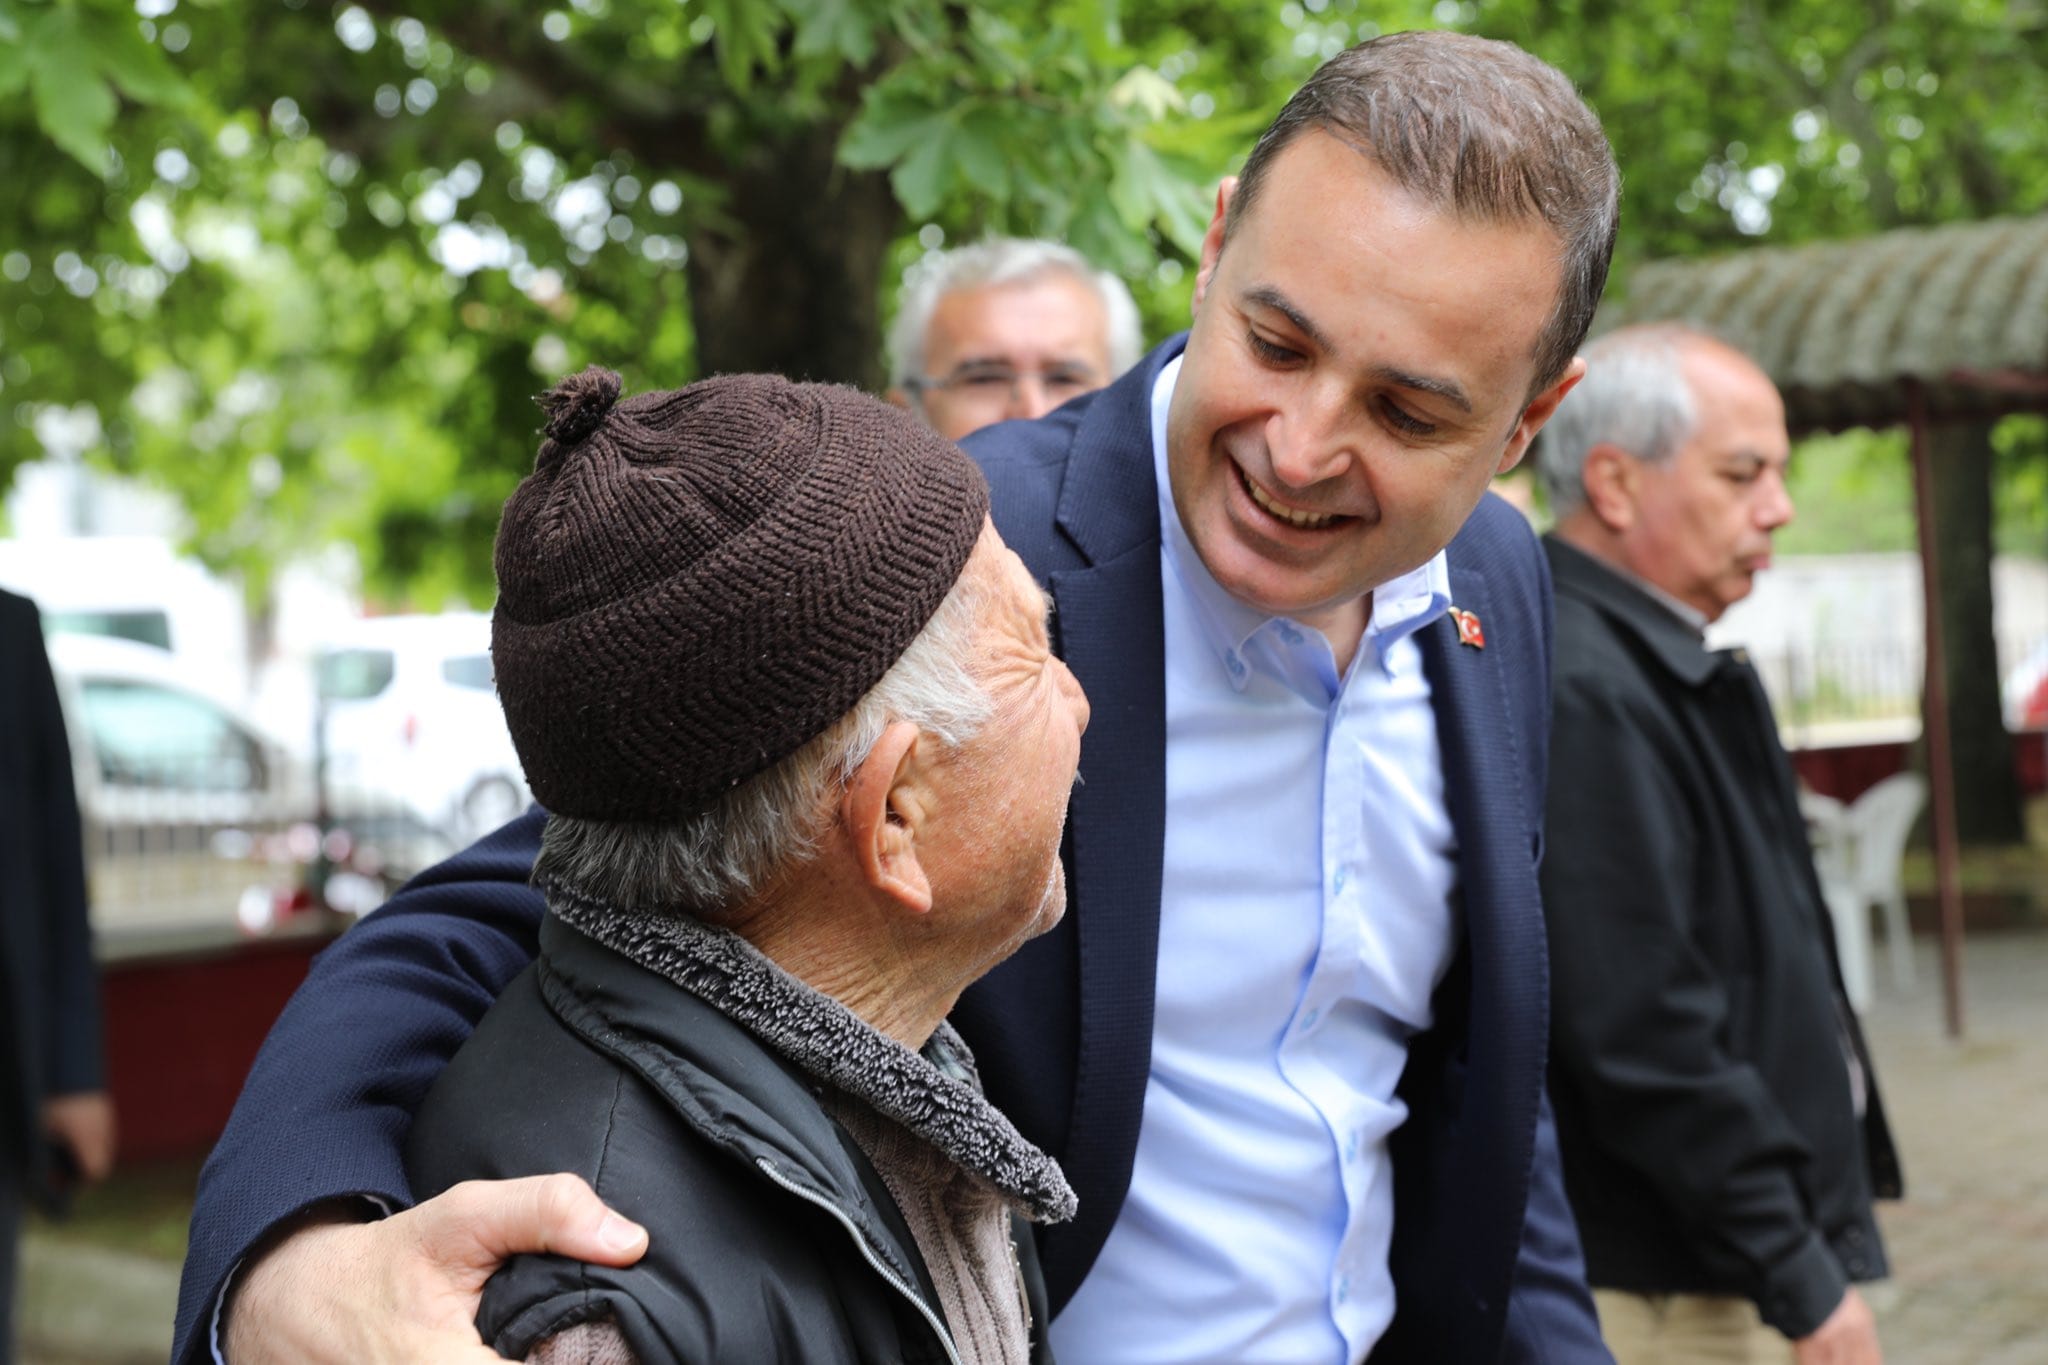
[884,237,1143,439]
[178,32,1619,1364]
[403,368,1084,1362]
[1533,325,1902,1365]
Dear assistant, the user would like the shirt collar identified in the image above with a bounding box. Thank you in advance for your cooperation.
[1544,534,1727,687]
[1628,570,1710,636]
[1149,357,1452,689]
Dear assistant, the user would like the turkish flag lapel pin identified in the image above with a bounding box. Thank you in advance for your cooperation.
[1451,607,1485,649]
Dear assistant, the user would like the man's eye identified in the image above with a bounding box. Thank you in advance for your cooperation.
[1045,370,1094,393]
[1246,330,1299,365]
[957,369,1014,390]
[1380,400,1436,437]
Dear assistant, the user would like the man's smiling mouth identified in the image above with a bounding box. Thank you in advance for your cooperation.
[1238,464,1346,531]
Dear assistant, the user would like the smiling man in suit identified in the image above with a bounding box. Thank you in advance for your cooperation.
[178,31,1620,1364]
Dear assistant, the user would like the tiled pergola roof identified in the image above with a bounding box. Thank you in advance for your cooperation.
[1594,216,2048,433]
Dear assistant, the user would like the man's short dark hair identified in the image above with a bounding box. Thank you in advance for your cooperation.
[1225,30,1620,395]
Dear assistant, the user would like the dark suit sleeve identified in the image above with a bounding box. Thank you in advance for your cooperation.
[1502,1087,1612,1363]
[1541,679,1848,1338]
[1501,537,1611,1364]
[170,814,549,1365]
[20,601,104,1098]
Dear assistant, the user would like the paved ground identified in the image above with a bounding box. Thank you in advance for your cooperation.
[17,930,2048,1363]
[1859,931,2048,1364]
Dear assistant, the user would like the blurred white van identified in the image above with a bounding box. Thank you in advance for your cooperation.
[315,613,532,847]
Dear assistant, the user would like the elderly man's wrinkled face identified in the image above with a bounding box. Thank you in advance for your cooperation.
[903,275,1114,440]
[924,529,1090,966]
[1619,344,1794,623]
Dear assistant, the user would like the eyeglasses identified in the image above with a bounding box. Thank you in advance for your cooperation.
[904,361,1101,405]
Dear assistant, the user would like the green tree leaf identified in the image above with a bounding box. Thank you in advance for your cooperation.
[87,8,189,107]
[26,11,117,174]
[786,0,879,65]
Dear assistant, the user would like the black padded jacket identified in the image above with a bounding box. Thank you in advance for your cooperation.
[406,913,1057,1364]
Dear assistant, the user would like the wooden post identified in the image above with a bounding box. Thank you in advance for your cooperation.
[1905,380,1966,1039]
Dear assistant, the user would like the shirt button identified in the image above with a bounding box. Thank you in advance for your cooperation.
[1301,1006,1322,1029]
[1226,653,1246,677]
[1335,1274,1350,1305]
[1332,867,1349,894]
[1279,623,1302,645]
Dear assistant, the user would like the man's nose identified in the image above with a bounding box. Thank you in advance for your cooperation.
[1758,469,1795,530]
[1266,391,1356,491]
[1008,374,1056,422]
[1060,660,1091,735]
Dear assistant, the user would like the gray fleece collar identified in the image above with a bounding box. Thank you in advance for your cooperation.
[543,880,1076,1226]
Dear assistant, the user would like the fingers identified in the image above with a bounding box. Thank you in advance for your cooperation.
[222,1180,646,1363]
[408,1174,649,1278]
[40,1092,118,1183]
[1794,1287,1882,1365]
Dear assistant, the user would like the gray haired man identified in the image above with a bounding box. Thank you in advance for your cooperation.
[1535,325,1900,1365]
[408,367,1089,1362]
[183,30,1626,1365]
[885,237,1143,440]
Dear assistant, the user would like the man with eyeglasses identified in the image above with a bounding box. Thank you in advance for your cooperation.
[885,237,1145,440]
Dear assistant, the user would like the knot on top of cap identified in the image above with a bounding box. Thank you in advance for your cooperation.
[537,366,622,446]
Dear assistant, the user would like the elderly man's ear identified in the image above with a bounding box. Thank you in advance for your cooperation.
[842,720,937,915]
[1579,443,1642,532]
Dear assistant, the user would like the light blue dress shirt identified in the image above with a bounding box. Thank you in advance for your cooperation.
[1049,357,1461,1363]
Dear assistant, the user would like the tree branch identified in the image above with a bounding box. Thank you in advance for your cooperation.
[348,0,731,178]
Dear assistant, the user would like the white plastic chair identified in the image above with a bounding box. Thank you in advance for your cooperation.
[1800,788,1872,1011]
[1843,773,1925,993]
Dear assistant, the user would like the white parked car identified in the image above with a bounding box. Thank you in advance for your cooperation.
[47,634,313,947]
[314,613,532,849]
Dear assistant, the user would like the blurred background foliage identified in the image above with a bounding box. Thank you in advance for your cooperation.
[2,0,2046,604]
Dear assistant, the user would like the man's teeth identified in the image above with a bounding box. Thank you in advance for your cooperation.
[1242,468,1339,530]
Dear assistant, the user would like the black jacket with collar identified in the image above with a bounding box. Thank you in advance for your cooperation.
[1538,536,1902,1339]
[405,914,1053,1365]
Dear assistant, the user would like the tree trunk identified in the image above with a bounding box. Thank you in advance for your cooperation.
[683,124,901,391]
[1926,419,2025,846]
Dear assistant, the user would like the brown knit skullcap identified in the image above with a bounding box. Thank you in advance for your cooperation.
[491,367,990,821]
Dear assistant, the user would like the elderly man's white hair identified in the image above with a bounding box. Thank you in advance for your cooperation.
[535,564,993,919]
[1534,323,1726,516]
[885,236,1145,389]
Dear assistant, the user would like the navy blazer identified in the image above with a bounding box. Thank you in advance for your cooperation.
[175,338,1606,1364]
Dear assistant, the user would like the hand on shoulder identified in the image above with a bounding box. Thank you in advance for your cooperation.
[223,1175,647,1363]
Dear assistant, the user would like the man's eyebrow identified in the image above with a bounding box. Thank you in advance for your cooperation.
[1244,283,1475,415]
[1242,285,1337,356]
[1368,364,1473,414]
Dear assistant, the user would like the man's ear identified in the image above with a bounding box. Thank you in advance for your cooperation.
[1579,443,1641,532]
[1497,355,1587,476]
[884,387,915,414]
[841,720,933,915]
[1191,176,1238,315]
